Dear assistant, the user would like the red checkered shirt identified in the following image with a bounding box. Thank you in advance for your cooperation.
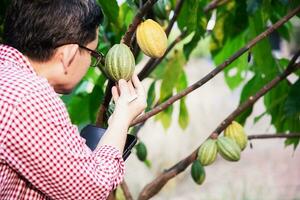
[0,44,125,200]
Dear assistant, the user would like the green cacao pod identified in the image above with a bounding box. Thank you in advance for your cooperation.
[217,136,241,162]
[191,160,206,185]
[197,139,218,166]
[136,19,168,58]
[224,121,248,151]
[104,43,135,81]
[136,142,147,161]
[153,0,171,20]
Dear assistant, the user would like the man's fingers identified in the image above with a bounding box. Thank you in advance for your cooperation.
[118,79,130,97]
[111,86,119,102]
[131,73,145,97]
[128,80,136,96]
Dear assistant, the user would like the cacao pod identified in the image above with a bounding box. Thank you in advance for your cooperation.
[136,142,147,161]
[136,19,168,58]
[197,139,217,166]
[217,136,241,162]
[191,160,206,185]
[153,0,171,20]
[104,43,135,81]
[224,121,248,151]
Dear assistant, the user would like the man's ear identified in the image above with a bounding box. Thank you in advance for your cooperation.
[58,44,79,72]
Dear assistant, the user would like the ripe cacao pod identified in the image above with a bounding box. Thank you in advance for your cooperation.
[224,121,248,151]
[153,0,171,20]
[136,19,168,58]
[136,142,147,161]
[104,43,135,81]
[191,160,206,185]
[197,139,217,166]
[217,136,241,162]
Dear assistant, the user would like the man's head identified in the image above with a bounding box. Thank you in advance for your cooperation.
[4,0,103,93]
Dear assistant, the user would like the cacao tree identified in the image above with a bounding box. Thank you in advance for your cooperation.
[1,0,300,199]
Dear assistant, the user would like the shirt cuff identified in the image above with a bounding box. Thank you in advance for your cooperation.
[95,145,125,189]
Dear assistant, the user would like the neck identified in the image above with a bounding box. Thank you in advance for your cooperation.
[26,56,59,87]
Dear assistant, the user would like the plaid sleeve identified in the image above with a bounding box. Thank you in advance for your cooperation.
[1,88,125,200]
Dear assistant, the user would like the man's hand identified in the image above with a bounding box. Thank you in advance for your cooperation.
[109,73,147,128]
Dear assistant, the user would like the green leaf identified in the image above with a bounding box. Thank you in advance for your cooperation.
[66,94,91,125]
[214,32,248,90]
[182,0,209,59]
[248,9,278,79]
[264,81,291,132]
[284,79,300,116]
[97,0,120,24]
[176,70,188,92]
[285,137,300,150]
[236,74,264,125]
[175,71,189,129]
[155,105,174,130]
[179,99,189,130]
[149,59,167,80]
[118,3,136,29]
[146,81,156,112]
[177,0,199,33]
[160,50,186,101]
[89,84,104,123]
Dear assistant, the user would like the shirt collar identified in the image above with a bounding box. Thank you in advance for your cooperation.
[0,44,35,74]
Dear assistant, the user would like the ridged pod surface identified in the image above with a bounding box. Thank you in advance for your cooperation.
[217,136,241,162]
[191,160,206,185]
[136,142,147,161]
[153,0,171,20]
[224,121,248,150]
[104,43,135,81]
[136,19,168,58]
[197,139,217,166]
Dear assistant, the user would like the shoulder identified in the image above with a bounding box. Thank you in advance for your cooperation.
[0,60,50,105]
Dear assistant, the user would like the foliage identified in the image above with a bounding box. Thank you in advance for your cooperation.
[0,0,299,150]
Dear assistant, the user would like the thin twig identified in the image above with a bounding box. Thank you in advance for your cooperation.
[248,133,300,140]
[204,0,230,13]
[120,181,134,200]
[96,80,114,127]
[137,56,300,200]
[131,5,300,126]
[165,0,185,36]
[122,0,159,46]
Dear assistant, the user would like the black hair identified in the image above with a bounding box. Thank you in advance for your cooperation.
[3,0,103,61]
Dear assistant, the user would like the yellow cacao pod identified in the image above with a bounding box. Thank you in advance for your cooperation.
[136,19,168,58]
[197,139,218,166]
[224,121,248,151]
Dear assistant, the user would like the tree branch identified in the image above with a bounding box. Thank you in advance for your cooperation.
[211,54,300,135]
[165,0,185,37]
[121,181,133,200]
[122,0,159,46]
[95,80,114,127]
[248,133,300,140]
[204,0,230,13]
[137,54,300,200]
[131,5,300,126]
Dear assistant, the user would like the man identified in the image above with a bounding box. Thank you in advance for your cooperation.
[0,0,146,199]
